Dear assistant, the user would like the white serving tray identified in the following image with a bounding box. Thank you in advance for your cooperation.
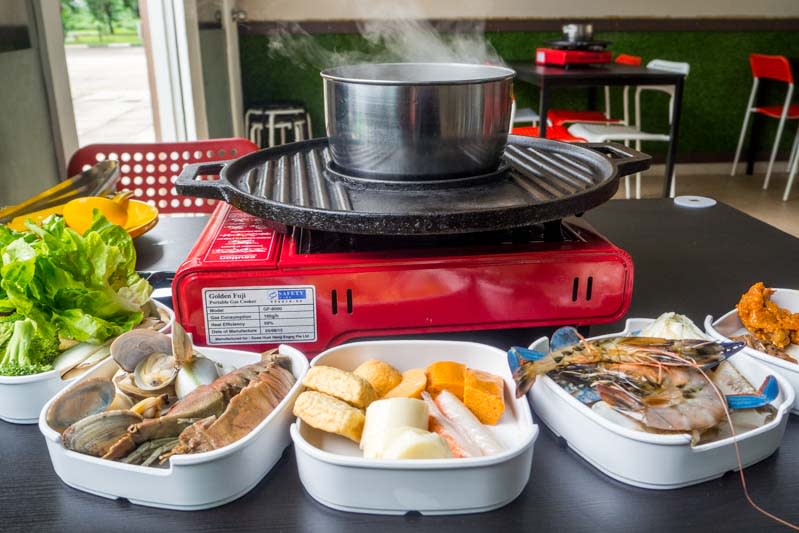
[290,340,538,516]
[38,342,309,511]
[527,318,793,490]
[705,288,799,414]
[0,300,174,424]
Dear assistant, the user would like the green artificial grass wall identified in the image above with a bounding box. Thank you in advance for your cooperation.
[240,30,799,161]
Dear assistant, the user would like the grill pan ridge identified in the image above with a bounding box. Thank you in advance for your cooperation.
[175,135,650,236]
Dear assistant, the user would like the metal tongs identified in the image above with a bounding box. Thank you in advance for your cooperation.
[0,160,120,225]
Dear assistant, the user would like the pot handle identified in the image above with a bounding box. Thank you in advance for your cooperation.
[582,142,651,177]
[174,161,233,202]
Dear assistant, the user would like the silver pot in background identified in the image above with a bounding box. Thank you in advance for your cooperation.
[562,23,593,42]
[321,63,514,181]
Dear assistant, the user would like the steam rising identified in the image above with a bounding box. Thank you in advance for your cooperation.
[266,2,505,70]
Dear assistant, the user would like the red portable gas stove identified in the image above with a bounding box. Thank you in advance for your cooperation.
[173,136,648,356]
[535,48,612,67]
[535,28,612,68]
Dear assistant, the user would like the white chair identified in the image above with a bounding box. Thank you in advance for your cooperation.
[245,105,312,148]
[547,54,643,128]
[568,59,690,199]
[510,98,540,128]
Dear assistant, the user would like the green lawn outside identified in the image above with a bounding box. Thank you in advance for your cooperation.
[65,31,141,46]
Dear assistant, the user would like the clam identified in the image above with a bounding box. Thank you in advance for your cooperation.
[131,394,168,418]
[108,391,134,411]
[171,322,193,365]
[133,351,178,391]
[111,329,172,372]
[171,322,220,399]
[46,377,116,433]
[61,410,143,457]
[114,370,175,401]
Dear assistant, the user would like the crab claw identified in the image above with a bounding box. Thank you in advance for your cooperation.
[550,326,582,351]
[726,375,779,410]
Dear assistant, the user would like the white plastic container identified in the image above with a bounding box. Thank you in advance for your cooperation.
[705,288,799,414]
[527,318,793,490]
[0,300,174,424]
[38,343,308,510]
[291,340,539,515]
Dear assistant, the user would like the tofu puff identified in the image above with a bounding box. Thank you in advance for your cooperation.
[293,391,365,443]
[294,366,379,443]
[302,366,378,408]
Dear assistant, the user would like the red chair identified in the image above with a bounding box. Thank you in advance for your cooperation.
[731,53,799,200]
[547,54,644,128]
[67,138,259,214]
[512,126,586,142]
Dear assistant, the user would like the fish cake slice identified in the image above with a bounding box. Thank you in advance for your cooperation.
[302,366,378,408]
[293,391,365,443]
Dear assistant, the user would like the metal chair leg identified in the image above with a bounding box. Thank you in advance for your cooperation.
[764,84,794,189]
[635,139,642,199]
[787,125,799,172]
[731,79,759,176]
[670,170,677,198]
[622,139,631,199]
[785,131,799,201]
[268,112,277,148]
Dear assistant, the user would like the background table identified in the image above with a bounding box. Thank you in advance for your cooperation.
[3,200,799,532]
[510,62,687,198]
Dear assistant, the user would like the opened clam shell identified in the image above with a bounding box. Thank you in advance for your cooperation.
[111,329,172,373]
[108,391,134,411]
[114,370,175,401]
[171,322,194,365]
[62,410,143,457]
[46,377,116,433]
[133,351,178,391]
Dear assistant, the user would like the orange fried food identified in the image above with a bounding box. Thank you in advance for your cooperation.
[736,282,799,349]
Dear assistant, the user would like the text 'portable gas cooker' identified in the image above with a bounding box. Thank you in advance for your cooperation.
[172,135,650,355]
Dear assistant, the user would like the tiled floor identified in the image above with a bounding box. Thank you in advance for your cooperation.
[614,169,799,238]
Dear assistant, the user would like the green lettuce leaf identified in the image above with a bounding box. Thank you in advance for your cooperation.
[0,212,153,372]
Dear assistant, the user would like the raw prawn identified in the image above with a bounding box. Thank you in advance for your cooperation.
[508,326,744,398]
[594,369,725,433]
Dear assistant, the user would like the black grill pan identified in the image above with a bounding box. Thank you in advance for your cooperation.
[175,135,650,236]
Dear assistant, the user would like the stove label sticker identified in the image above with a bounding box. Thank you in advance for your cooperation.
[203,286,317,344]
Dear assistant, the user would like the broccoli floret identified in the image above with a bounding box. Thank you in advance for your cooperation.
[0,314,19,346]
[0,318,60,376]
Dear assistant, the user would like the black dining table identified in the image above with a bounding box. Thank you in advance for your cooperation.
[3,199,799,532]
[510,62,687,199]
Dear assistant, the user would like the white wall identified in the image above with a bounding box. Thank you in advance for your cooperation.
[0,0,29,25]
[237,0,799,20]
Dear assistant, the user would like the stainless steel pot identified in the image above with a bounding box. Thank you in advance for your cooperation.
[321,63,514,180]
[562,23,593,42]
